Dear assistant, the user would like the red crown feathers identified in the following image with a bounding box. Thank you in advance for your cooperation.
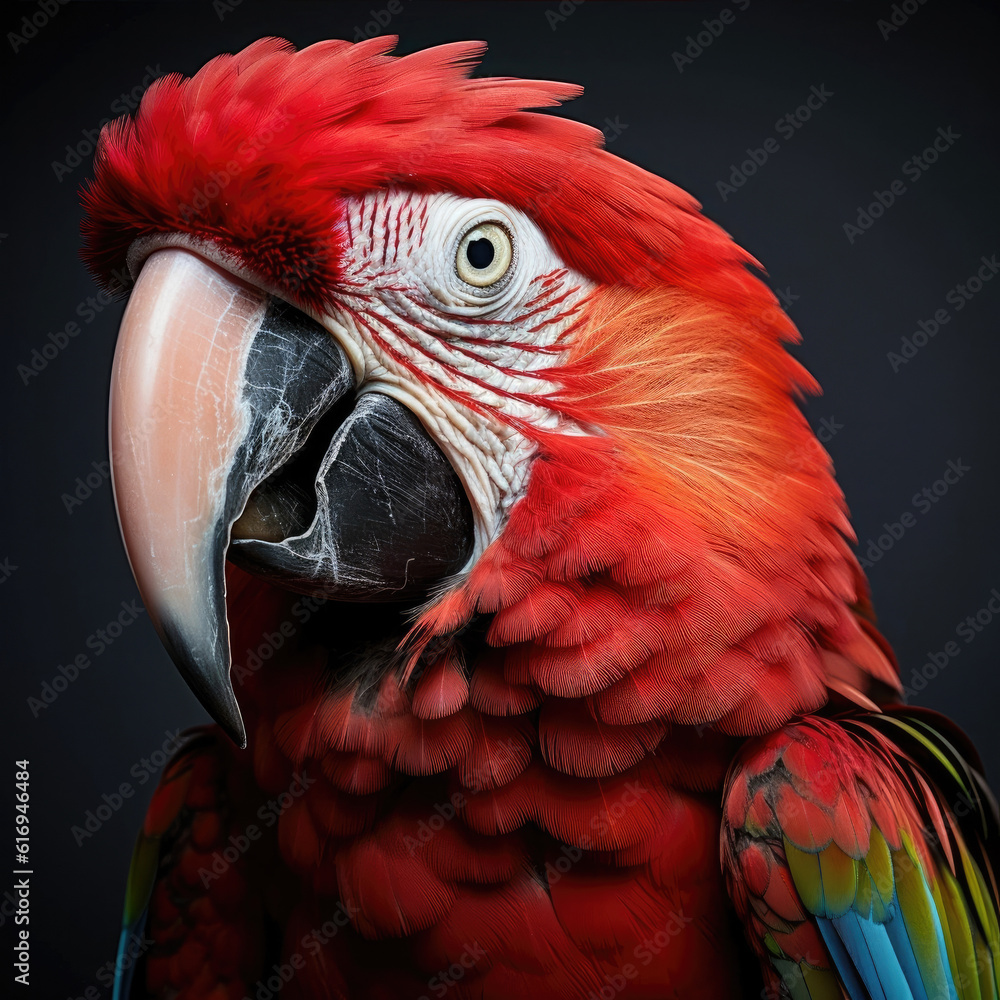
[81,35,790,334]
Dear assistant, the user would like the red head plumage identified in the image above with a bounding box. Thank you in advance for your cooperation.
[82,35,786,326]
[82,34,899,743]
[80,40,998,1000]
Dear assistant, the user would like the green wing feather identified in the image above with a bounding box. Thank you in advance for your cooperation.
[112,730,214,1000]
[722,708,1000,1000]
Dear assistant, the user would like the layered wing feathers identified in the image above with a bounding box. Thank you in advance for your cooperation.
[722,709,1000,1000]
[113,731,268,1000]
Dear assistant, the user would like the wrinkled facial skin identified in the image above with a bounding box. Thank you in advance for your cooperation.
[112,190,595,742]
[323,190,596,552]
[130,191,594,552]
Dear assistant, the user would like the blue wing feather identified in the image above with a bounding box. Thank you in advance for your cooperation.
[882,902,933,1000]
[815,917,870,1000]
[722,710,1000,1000]
[823,911,916,1000]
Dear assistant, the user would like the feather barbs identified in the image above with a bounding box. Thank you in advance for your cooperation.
[407,284,899,732]
[83,34,788,323]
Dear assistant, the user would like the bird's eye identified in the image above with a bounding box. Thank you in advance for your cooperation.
[456,222,513,287]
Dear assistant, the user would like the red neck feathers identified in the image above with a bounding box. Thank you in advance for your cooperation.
[415,285,900,734]
[80,35,900,735]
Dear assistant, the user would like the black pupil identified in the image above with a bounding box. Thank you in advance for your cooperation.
[466,238,495,270]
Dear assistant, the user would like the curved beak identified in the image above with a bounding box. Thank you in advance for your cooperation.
[110,247,472,747]
[111,249,331,745]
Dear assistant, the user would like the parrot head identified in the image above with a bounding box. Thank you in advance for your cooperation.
[82,37,898,751]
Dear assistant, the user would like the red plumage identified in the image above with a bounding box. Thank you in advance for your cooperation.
[82,36,998,1000]
[81,36,786,325]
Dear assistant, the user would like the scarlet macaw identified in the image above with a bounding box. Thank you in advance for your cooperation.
[81,36,999,999]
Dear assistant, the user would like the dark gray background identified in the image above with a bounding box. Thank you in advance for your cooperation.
[2,1,998,995]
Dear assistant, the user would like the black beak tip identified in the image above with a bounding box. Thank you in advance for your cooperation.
[187,671,247,750]
[159,623,248,749]
[215,700,248,750]
[181,665,248,750]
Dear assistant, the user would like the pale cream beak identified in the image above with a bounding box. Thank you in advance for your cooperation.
[110,248,269,746]
[109,246,474,748]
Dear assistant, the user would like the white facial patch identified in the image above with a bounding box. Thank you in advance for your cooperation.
[323,190,595,569]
